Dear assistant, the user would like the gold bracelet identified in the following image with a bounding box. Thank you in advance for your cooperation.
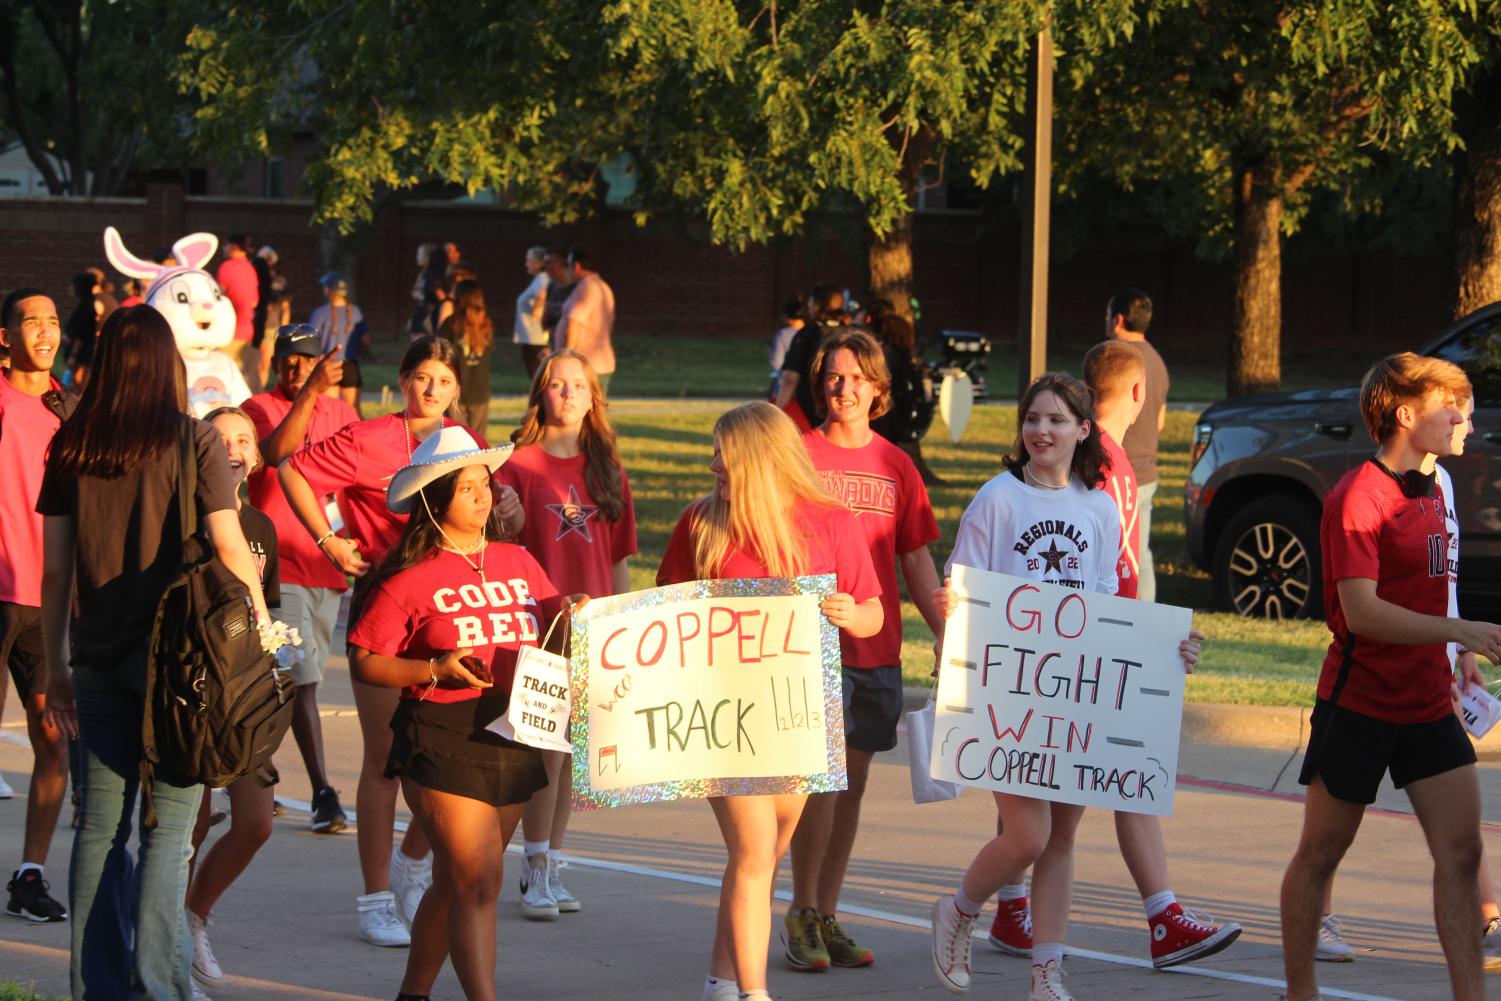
[419,657,438,701]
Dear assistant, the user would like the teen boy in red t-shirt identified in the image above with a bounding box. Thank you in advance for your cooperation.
[1280,352,1501,1001]
[784,329,943,971]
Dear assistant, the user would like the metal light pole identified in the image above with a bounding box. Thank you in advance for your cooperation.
[1017,29,1054,397]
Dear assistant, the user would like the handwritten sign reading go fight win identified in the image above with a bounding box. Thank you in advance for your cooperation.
[931,565,1193,816]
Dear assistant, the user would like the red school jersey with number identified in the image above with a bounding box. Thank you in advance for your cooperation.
[1319,461,1452,723]
[498,445,638,599]
[243,385,360,590]
[656,498,881,608]
[287,413,487,565]
[1098,430,1140,601]
[801,429,938,668]
[0,377,62,606]
[347,544,561,703]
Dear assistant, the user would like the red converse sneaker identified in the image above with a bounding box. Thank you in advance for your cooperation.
[988,896,1033,956]
[1149,903,1242,968]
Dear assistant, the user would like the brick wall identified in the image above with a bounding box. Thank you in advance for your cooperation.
[0,183,1452,361]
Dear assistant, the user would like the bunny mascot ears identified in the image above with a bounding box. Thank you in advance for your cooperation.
[103,226,221,285]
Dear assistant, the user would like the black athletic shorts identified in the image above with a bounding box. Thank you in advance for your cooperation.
[386,694,548,808]
[842,665,903,753]
[1298,697,1476,805]
[339,359,363,389]
[0,602,45,701]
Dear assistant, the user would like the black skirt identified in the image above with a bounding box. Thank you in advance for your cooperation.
[385,693,548,807]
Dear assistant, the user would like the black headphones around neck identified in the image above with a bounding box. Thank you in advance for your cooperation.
[1370,458,1436,499]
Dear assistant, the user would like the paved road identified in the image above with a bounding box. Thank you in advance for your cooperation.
[0,651,1487,1000]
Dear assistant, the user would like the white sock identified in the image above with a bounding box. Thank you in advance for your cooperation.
[954,887,984,917]
[524,839,550,860]
[1033,943,1065,968]
[701,975,737,1000]
[15,862,42,877]
[997,882,1027,901]
[394,845,425,866]
[1143,890,1177,919]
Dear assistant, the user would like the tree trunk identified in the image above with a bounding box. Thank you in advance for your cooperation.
[868,208,915,323]
[1451,116,1501,319]
[1229,168,1282,397]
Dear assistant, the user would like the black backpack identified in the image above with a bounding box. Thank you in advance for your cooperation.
[140,420,295,828]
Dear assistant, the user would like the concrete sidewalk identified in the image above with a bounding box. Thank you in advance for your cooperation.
[0,671,1486,1000]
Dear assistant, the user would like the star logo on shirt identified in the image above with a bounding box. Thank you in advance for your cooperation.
[1038,541,1068,573]
[546,485,599,543]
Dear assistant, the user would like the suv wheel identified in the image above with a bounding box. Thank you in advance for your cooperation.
[1211,496,1323,619]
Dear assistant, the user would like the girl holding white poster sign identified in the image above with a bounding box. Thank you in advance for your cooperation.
[347,431,579,1001]
[658,401,882,1001]
[501,349,638,920]
[930,373,1202,1001]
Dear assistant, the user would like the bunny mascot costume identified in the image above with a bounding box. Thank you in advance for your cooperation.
[103,226,251,417]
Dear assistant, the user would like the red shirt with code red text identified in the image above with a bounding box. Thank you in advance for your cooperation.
[242,384,360,590]
[657,498,881,609]
[1319,460,1452,724]
[347,543,561,703]
[1098,430,1140,601]
[286,413,487,565]
[801,429,938,667]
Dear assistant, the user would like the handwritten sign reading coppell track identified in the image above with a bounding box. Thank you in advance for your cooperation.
[569,575,846,810]
[931,565,1192,816]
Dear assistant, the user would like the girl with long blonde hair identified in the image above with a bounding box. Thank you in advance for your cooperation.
[500,349,637,918]
[657,401,883,1001]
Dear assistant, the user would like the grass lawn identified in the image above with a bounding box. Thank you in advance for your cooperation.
[359,334,1371,403]
[0,984,62,1001]
[443,394,1325,709]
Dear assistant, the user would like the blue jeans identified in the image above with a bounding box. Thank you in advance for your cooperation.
[70,656,199,1001]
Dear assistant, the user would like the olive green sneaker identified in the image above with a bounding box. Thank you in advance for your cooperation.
[820,912,875,967]
[782,907,830,971]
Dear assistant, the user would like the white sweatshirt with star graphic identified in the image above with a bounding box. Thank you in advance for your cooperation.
[945,467,1121,595]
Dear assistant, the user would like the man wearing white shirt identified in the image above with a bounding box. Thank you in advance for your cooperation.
[554,248,616,391]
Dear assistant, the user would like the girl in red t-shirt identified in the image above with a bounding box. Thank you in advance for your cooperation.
[657,402,882,1001]
[279,336,524,946]
[348,431,574,1001]
[501,349,637,918]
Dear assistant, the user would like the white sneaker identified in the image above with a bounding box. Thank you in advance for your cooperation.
[930,894,977,994]
[1030,958,1073,1001]
[1315,914,1353,963]
[701,981,739,1001]
[0,773,13,799]
[1483,916,1501,971]
[548,853,580,913]
[357,891,411,947]
[187,910,224,983]
[520,856,559,920]
[192,981,212,1001]
[388,849,432,931]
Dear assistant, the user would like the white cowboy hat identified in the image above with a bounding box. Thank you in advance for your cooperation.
[387,426,513,514]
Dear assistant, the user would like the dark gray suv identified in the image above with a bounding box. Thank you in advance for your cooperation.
[1185,303,1501,619]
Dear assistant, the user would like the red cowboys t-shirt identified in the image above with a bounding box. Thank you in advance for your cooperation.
[657,498,882,610]
[0,377,62,606]
[243,385,360,590]
[498,445,638,599]
[801,429,938,668]
[1320,460,1451,723]
[347,543,561,703]
[1098,430,1140,601]
[287,414,487,565]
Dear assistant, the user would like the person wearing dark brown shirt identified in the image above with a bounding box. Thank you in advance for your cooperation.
[1107,287,1169,602]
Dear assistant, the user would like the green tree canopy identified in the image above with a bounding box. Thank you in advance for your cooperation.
[1057,0,1486,393]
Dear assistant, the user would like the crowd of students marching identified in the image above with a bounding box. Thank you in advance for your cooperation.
[0,276,1497,1001]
